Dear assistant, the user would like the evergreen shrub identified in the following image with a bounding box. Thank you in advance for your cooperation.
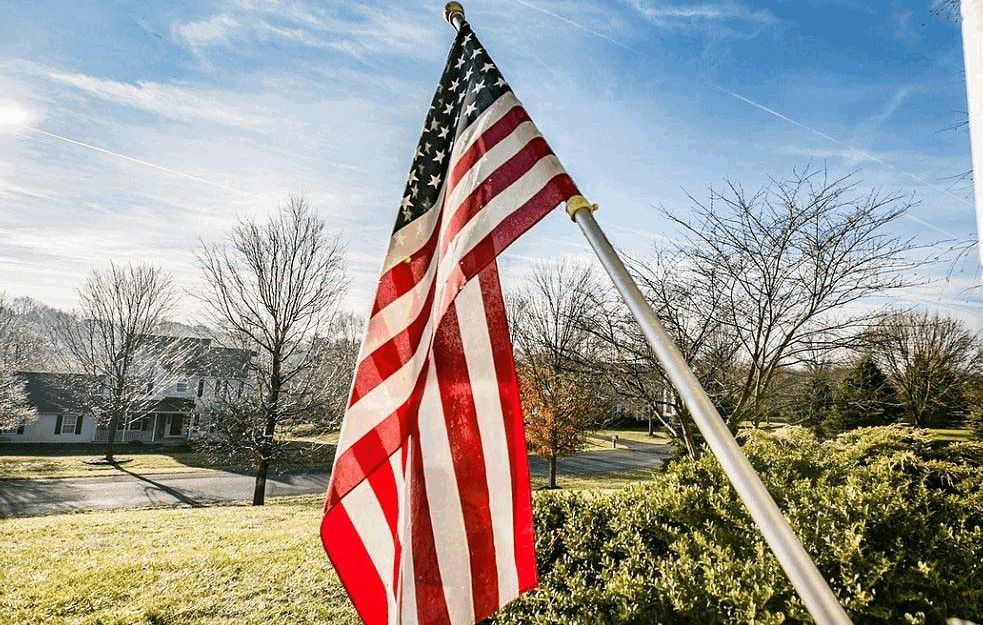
[493,426,983,625]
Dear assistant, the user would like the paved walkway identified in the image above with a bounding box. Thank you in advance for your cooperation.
[0,440,671,518]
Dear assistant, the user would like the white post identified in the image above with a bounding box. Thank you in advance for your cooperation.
[960,0,983,268]
[566,196,853,625]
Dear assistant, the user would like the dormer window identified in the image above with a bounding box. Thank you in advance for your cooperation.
[176,382,188,393]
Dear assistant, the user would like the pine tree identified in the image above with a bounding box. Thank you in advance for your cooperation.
[826,355,901,431]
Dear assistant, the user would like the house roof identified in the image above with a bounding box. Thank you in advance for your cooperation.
[139,334,252,379]
[183,346,253,378]
[16,372,99,413]
[145,397,196,413]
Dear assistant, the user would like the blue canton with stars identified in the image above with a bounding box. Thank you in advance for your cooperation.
[394,23,511,233]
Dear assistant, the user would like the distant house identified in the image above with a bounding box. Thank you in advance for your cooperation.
[2,372,100,443]
[1,337,253,445]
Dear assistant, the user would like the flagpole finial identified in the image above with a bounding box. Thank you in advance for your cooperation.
[565,195,598,221]
[444,2,466,30]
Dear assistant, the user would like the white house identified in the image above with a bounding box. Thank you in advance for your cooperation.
[1,337,252,445]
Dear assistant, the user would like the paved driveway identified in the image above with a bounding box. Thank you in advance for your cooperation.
[0,440,671,518]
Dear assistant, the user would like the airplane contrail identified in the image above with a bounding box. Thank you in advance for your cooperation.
[23,127,258,197]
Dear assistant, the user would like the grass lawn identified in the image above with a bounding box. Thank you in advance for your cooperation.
[0,451,227,480]
[0,496,358,625]
[0,465,656,625]
[0,442,337,481]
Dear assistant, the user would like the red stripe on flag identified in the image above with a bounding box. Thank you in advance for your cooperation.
[409,434,452,625]
[433,300,500,621]
[373,225,440,316]
[320,504,390,625]
[449,106,530,191]
[328,363,429,506]
[350,280,437,407]
[442,137,555,256]
[479,266,538,591]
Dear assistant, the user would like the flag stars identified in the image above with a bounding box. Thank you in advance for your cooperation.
[449,78,460,91]
[463,67,473,81]
[429,119,440,131]
[494,77,507,88]
[438,126,449,139]
[455,56,466,69]
[432,149,445,163]
[482,62,495,73]
[462,33,472,45]
[463,102,477,117]
[400,197,413,220]
[428,174,442,189]
[470,47,483,59]
[472,80,485,96]
[443,102,454,115]
[408,170,418,184]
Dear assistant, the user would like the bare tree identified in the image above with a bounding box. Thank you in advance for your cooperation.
[636,167,921,430]
[0,369,36,432]
[0,293,57,371]
[196,197,349,505]
[865,311,983,427]
[55,263,181,461]
[509,261,608,488]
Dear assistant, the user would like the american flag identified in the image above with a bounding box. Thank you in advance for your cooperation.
[321,20,578,625]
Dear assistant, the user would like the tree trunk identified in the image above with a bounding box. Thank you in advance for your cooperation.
[252,386,279,506]
[104,412,119,463]
[253,456,269,506]
[548,454,557,489]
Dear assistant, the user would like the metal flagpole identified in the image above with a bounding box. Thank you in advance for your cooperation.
[960,0,983,269]
[565,196,853,625]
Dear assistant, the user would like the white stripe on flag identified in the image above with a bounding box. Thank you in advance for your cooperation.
[418,360,475,625]
[455,280,520,603]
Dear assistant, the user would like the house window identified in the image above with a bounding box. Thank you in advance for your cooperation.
[55,415,83,435]
[197,379,204,397]
[125,417,147,431]
[16,424,24,435]
[176,382,188,393]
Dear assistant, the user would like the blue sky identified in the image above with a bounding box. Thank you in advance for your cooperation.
[0,0,977,328]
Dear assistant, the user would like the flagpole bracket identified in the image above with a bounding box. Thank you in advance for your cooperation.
[444,2,466,30]
[565,195,598,221]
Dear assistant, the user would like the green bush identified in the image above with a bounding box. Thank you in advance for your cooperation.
[493,426,983,625]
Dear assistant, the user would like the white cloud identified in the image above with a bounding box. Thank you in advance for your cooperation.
[619,0,778,28]
[16,62,276,132]
[173,0,440,61]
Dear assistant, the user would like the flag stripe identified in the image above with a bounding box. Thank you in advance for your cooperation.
[408,432,452,625]
[449,105,530,191]
[480,258,538,592]
[415,366,471,625]
[320,504,389,625]
[373,224,441,316]
[351,280,436,406]
[433,300,500,621]
[459,267,521,600]
[441,137,555,257]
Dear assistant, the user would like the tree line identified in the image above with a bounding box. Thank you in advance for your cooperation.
[2,167,981,495]
[0,197,355,505]
[508,168,982,486]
